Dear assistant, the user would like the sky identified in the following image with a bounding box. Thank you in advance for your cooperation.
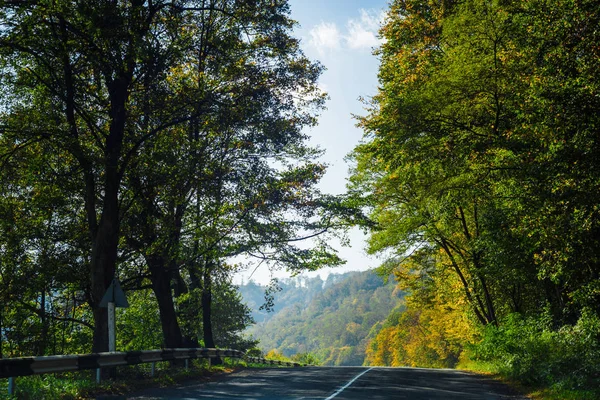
[235,0,390,285]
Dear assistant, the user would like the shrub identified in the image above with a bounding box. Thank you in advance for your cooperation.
[246,347,263,358]
[469,309,600,391]
[264,349,290,362]
[291,352,321,365]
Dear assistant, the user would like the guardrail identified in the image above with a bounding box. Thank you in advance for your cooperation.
[0,348,304,395]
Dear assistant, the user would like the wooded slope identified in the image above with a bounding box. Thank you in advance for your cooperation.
[241,271,404,366]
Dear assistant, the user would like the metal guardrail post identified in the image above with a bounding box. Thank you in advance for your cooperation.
[8,377,14,396]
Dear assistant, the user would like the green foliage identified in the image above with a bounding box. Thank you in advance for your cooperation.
[264,349,291,362]
[116,289,163,351]
[348,0,600,394]
[352,0,600,325]
[291,352,321,366]
[261,349,319,366]
[0,0,350,356]
[243,271,404,366]
[470,309,600,391]
[177,278,258,351]
[0,373,99,400]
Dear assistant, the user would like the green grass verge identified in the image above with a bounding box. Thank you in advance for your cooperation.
[457,359,600,400]
[0,358,243,399]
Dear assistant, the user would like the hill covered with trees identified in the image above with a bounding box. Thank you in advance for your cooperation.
[240,271,404,366]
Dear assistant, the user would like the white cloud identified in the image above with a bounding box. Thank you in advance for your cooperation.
[308,22,342,54]
[345,9,385,50]
[306,9,386,55]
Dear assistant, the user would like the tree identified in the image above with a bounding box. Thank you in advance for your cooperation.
[177,274,257,350]
[350,0,600,334]
[1,0,350,354]
[117,0,341,351]
[0,128,91,356]
[1,0,202,351]
[350,0,513,326]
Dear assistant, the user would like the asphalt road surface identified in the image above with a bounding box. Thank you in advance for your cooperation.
[126,366,528,399]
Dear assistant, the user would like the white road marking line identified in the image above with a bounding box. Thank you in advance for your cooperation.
[324,367,373,400]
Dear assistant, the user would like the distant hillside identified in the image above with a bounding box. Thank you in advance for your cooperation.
[238,272,355,324]
[239,270,404,366]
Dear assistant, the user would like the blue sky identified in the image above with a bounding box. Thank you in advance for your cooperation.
[237,0,390,284]
[289,0,388,192]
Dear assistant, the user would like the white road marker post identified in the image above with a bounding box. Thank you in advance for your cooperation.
[99,277,129,379]
[108,301,116,352]
[99,278,129,353]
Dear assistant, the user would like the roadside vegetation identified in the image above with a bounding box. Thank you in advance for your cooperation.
[0,0,359,361]
[263,349,321,366]
[349,0,600,398]
[0,359,238,400]
[0,354,306,400]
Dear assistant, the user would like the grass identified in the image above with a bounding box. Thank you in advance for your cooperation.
[527,388,600,400]
[457,358,600,400]
[0,358,248,399]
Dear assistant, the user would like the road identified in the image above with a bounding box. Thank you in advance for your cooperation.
[127,366,528,399]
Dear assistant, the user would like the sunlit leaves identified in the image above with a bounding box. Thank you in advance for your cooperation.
[350,0,600,360]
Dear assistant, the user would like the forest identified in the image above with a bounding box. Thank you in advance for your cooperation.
[240,271,404,366]
[1,0,599,398]
[348,0,600,396]
[0,0,360,359]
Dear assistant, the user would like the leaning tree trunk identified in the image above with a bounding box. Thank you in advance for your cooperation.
[147,256,184,349]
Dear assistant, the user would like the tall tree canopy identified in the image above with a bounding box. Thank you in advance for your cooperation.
[350,0,600,335]
[0,0,346,355]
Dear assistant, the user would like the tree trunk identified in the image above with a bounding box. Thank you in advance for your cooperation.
[58,12,115,354]
[201,274,215,348]
[201,265,221,364]
[147,256,184,349]
[473,252,498,326]
[90,78,128,353]
[478,274,497,326]
[38,290,48,356]
[437,238,489,325]
[89,181,120,352]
